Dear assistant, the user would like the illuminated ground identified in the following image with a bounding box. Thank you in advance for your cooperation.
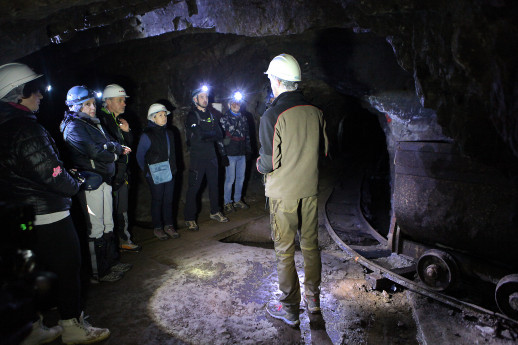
[39,164,518,344]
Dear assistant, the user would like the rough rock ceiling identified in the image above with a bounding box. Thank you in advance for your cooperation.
[1,0,517,170]
[0,0,353,64]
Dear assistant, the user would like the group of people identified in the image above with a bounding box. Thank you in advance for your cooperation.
[183,85,252,232]
[0,64,112,344]
[0,52,328,344]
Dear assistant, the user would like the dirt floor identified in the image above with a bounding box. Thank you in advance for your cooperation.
[37,165,518,345]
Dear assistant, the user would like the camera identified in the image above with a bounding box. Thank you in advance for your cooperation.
[0,202,56,345]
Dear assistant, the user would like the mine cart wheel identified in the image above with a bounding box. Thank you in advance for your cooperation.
[495,274,518,319]
[417,249,458,291]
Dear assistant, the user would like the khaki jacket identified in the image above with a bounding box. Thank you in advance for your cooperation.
[257,91,328,199]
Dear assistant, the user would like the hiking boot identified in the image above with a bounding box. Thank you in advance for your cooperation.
[119,239,142,252]
[164,225,180,239]
[154,227,169,240]
[111,262,132,272]
[304,295,321,314]
[185,220,199,231]
[224,202,235,214]
[21,314,62,345]
[59,312,110,344]
[233,200,249,209]
[210,212,229,223]
[98,270,123,282]
[266,299,300,327]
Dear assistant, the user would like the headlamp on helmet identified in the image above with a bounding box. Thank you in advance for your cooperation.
[232,91,243,103]
[192,84,210,98]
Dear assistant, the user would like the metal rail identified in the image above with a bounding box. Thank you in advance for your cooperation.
[320,186,518,326]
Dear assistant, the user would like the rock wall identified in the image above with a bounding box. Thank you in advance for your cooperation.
[350,0,518,170]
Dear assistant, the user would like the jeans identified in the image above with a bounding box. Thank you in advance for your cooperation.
[269,195,321,308]
[224,155,246,204]
[146,175,174,229]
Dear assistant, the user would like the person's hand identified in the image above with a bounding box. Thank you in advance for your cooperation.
[222,155,230,167]
[68,169,85,184]
[118,118,130,132]
[122,145,132,155]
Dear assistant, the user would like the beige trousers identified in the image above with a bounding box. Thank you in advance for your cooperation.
[269,195,321,309]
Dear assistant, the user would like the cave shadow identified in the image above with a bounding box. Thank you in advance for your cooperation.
[241,106,258,202]
[308,312,334,345]
[313,28,370,96]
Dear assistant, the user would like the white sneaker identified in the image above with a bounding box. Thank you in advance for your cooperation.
[59,312,110,344]
[20,314,62,345]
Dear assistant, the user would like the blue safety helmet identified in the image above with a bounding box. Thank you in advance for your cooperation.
[65,85,96,106]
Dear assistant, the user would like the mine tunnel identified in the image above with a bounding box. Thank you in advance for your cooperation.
[1,1,518,344]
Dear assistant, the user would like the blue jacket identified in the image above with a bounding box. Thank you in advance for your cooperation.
[60,111,123,183]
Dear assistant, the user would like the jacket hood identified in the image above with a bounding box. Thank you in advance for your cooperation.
[0,101,35,126]
[270,90,305,107]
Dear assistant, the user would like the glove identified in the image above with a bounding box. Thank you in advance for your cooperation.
[68,169,85,185]
[104,142,123,155]
[221,155,230,167]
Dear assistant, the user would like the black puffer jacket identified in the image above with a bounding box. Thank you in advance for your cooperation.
[60,111,123,183]
[0,102,80,215]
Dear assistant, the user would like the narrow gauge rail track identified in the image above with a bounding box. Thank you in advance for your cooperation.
[321,167,518,327]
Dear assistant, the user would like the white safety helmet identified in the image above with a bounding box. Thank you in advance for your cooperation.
[147,103,170,120]
[102,84,129,101]
[264,54,301,82]
[0,63,43,99]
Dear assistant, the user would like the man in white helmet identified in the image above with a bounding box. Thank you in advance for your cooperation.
[99,84,141,252]
[0,63,111,344]
[257,54,328,327]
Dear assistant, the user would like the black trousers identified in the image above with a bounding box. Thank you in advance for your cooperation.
[184,157,220,221]
[34,216,81,320]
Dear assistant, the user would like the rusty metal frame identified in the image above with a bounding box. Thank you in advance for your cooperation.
[320,187,518,326]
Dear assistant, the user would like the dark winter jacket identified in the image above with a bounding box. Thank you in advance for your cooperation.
[0,102,80,215]
[257,91,328,199]
[60,111,123,183]
[219,110,251,157]
[99,107,133,188]
[185,107,225,160]
[136,120,177,177]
